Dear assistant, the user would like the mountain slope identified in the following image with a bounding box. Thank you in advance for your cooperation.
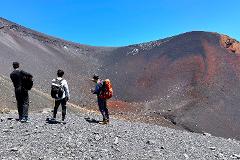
[1,17,240,139]
[100,31,240,139]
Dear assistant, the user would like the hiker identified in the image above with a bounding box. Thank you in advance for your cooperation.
[91,74,113,124]
[51,69,70,123]
[10,62,33,122]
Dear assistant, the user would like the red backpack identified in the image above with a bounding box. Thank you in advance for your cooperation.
[99,79,113,99]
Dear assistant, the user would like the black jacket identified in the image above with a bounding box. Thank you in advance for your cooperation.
[10,69,32,89]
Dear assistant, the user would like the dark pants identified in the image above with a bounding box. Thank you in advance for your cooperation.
[53,98,67,121]
[15,88,29,120]
[98,98,109,121]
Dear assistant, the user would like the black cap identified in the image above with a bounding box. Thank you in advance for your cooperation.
[12,62,19,69]
[92,74,99,80]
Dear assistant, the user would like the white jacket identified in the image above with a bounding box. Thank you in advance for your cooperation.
[52,77,70,100]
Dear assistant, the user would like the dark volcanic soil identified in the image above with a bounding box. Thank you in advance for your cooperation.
[1,17,240,140]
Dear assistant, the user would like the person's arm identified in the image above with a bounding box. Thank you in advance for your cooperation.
[92,83,102,94]
[10,72,14,82]
[63,80,70,100]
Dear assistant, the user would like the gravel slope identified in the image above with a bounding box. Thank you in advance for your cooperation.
[0,111,240,160]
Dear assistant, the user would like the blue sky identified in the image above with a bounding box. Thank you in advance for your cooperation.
[1,0,239,46]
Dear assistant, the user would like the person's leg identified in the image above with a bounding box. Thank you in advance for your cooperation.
[53,100,60,119]
[22,91,29,120]
[98,98,106,121]
[61,98,67,121]
[15,91,23,120]
[103,99,109,121]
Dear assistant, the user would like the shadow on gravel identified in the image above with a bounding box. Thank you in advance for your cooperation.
[7,117,14,120]
[45,118,63,124]
[84,117,100,124]
[6,117,19,121]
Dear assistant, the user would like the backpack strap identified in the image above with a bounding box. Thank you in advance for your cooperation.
[55,78,63,85]
[58,79,68,95]
[61,79,67,93]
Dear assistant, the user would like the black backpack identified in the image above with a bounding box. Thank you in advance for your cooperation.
[21,71,33,90]
[51,79,64,99]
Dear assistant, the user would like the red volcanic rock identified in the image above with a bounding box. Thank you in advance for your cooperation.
[108,100,139,113]
[220,35,240,54]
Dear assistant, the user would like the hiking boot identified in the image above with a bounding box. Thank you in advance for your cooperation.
[20,119,26,123]
[18,116,23,121]
[60,118,66,124]
[61,121,66,124]
[24,119,30,123]
[20,118,30,123]
[99,119,109,125]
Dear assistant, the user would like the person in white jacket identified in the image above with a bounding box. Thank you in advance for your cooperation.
[52,69,70,122]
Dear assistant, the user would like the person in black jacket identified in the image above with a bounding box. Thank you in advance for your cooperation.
[10,62,32,122]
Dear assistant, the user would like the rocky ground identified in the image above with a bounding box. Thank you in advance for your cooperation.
[0,110,240,160]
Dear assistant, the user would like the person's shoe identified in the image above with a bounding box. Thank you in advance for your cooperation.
[24,119,30,123]
[61,119,66,124]
[20,119,27,123]
[20,117,30,123]
[17,116,23,121]
[99,119,109,125]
